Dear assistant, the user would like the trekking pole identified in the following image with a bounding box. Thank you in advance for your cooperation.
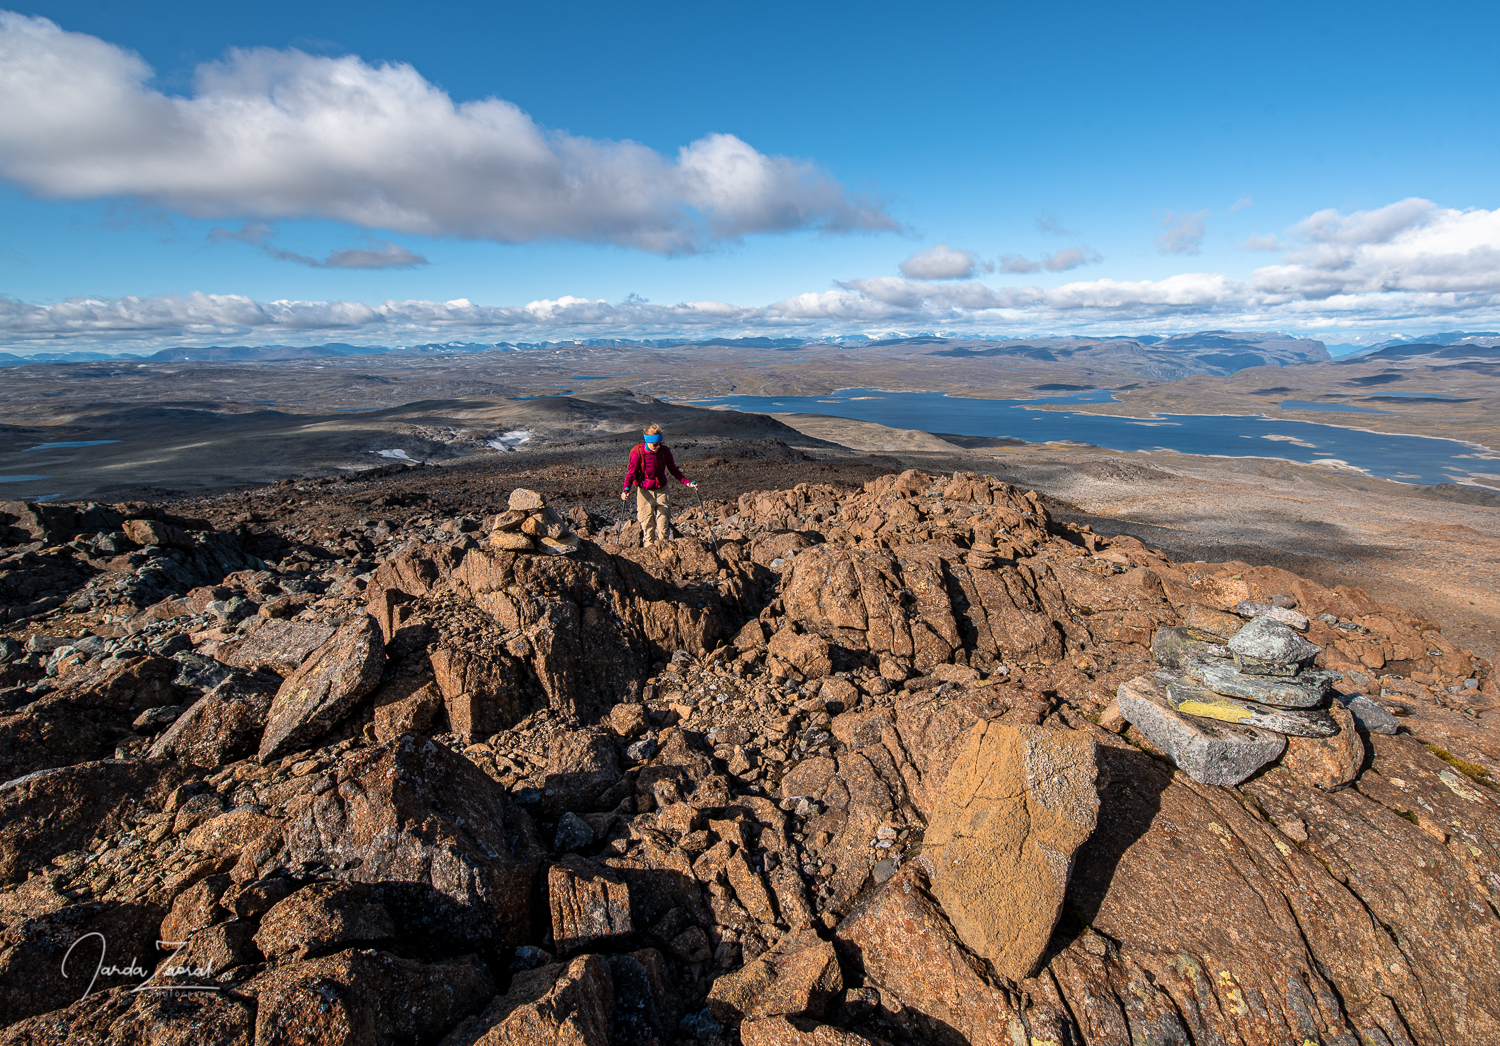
[690,481,720,557]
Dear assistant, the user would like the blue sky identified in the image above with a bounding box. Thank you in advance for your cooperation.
[1,0,1498,350]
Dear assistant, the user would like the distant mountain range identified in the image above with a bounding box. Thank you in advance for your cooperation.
[1,329,1494,376]
[1325,331,1500,357]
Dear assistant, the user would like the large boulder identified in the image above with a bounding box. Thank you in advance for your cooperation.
[218,619,338,675]
[258,615,386,762]
[923,721,1099,982]
[835,864,1027,1046]
[707,928,843,1022]
[548,857,632,957]
[0,760,178,885]
[249,948,494,1046]
[0,656,182,780]
[0,987,254,1045]
[273,738,545,952]
[441,955,613,1046]
[149,678,276,768]
[0,901,165,1024]
[253,881,396,963]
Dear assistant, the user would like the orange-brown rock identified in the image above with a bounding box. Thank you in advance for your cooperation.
[275,738,544,951]
[249,948,493,1045]
[548,857,632,956]
[924,721,1099,981]
[0,901,166,1025]
[148,679,276,768]
[0,760,179,886]
[257,614,385,762]
[218,619,337,675]
[371,677,444,742]
[707,928,843,1021]
[768,629,833,679]
[253,881,396,962]
[834,864,1027,1046]
[0,987,254,1045]
[1280,700,1365,789]
[740,1016,891,1046]
[441,955,612,1046]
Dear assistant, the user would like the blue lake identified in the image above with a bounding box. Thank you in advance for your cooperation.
[688,388,1496,485]
[1277,400,1391,414]
[24,440,122,450]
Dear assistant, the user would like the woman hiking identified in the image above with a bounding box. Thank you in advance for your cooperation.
[621,424,695,546]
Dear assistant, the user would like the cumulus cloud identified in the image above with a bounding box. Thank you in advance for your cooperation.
[1252,199,1500,301]
[1156,209,1208,254]
[6,199,1500,347]
[898,244,990,280]
[0,12,897,254]
[209,222,428,268]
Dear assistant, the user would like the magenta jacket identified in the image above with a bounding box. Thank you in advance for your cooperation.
[623,442,688,491]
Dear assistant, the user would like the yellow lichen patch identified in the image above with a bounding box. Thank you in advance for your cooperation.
[1177,698,1252,725]
[1216,969,1250,1016]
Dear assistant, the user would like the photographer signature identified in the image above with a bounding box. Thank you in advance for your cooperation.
[62,933,218,998]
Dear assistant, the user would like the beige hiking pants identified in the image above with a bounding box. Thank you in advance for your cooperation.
[636,487,671,545]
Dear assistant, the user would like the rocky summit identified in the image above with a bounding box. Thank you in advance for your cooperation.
[0,464,1497,1046]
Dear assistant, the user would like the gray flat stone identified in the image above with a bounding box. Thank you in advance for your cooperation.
[1235,602,1311,632]
[1185,656,1329,709]
[1116,675,1286,787]
[1165,678,1338,737]
[1228,616,1320,665]
[1337,693,1401,735]
[1150,627,1230,671]
[1231,652,1304,678]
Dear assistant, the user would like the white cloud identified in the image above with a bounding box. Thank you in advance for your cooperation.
[998,254,1042,274]
[1156,209,1208,254]
[6,199,1500,347]
[1252,199,1500,300]
[0,12,896,254]
[1230,197,1254,212]
[898,244,987,280]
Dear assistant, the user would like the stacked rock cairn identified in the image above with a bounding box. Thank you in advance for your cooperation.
[1116,602,1396,786]
[486,488,582,555]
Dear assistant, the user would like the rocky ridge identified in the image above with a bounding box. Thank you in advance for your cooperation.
[0,467,1497,1045]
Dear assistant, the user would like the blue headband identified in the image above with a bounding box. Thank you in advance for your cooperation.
[644,434,661,443]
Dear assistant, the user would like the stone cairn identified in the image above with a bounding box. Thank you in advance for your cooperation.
[1117,601,1398,786]
[485,488,581,556]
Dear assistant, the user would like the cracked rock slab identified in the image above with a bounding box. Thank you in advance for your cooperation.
[922,720,1099,982]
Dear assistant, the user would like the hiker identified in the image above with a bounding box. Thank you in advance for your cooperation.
[621,424,695,545]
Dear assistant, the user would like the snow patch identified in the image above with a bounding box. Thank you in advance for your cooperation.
[488,430,531,452]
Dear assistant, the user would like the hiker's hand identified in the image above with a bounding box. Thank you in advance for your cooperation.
[688,481,698,488]
[620,492,629,501]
